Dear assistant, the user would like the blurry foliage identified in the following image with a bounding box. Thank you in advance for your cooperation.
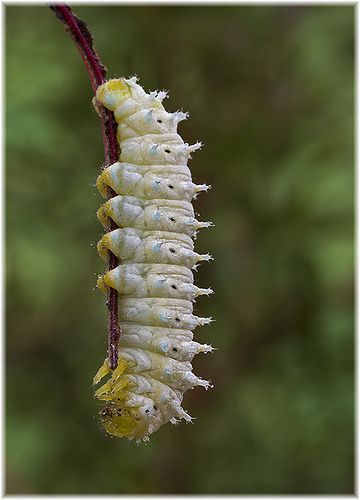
[6,5,354,494]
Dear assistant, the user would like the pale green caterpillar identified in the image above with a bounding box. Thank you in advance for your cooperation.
[93,77,213,442]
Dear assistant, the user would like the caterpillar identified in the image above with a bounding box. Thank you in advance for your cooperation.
[93,77,213,442]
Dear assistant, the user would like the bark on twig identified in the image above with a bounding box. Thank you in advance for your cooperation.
[50,4,121,370]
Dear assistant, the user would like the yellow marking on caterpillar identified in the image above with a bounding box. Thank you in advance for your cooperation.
[96,274,107,294]
[96,79,131,111]
[93,359,111,384]
[96,169,112,198]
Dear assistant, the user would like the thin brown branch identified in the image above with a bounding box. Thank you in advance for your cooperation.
[50,4,121,370]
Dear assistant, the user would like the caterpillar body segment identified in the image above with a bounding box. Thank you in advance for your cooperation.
[119,135,202,167]
[117,297,213,330]
[97,194,212,237]
[97,262,213,300]
[118,329,214,362]
[96,162,209,201]
[97,228,212,268]
[118,323,195,343]
[94,77,213,442]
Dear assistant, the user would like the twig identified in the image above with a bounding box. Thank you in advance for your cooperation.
[50,4,121,370]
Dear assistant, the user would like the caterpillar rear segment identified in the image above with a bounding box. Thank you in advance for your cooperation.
[94,77,213,442]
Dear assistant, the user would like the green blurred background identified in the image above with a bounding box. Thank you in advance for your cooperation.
[6,4,354,494]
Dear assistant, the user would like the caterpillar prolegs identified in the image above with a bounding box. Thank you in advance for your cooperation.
[93,77,214,442]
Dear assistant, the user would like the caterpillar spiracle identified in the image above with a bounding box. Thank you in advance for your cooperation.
[93,77,214,442]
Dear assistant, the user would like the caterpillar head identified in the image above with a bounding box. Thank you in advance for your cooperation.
[95,359,163,441]
[99,403,140,438]
[99,401,161,441]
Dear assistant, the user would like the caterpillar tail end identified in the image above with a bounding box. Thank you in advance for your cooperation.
[96,79,131,111]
